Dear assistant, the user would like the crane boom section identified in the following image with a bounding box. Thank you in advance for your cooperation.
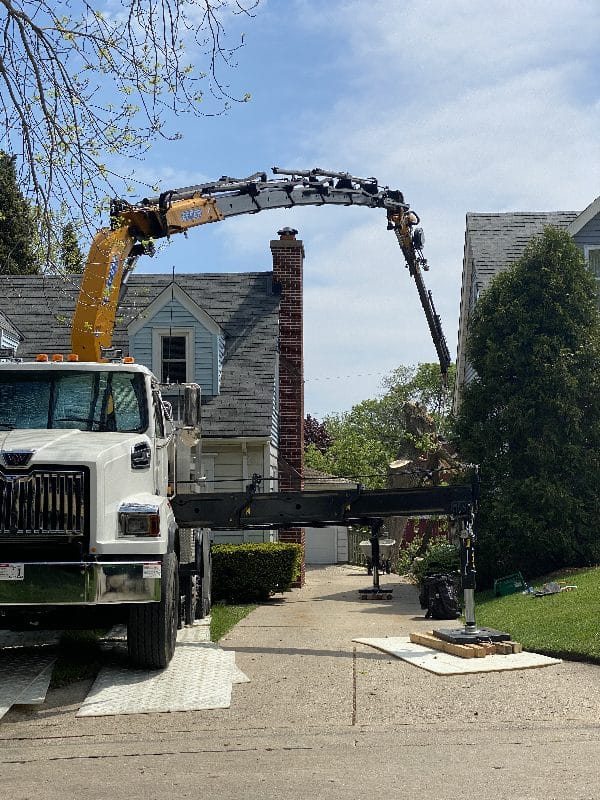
[71,168,449,371]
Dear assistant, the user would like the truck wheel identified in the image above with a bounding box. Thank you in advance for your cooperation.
[127,552,179,669]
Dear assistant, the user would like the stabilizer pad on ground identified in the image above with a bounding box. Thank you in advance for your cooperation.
[353,636,561,675]
[433,626,511,644]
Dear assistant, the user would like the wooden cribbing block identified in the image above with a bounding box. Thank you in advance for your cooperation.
[409,631,485,658]
[410,632,524,658]
[506,640,523,653]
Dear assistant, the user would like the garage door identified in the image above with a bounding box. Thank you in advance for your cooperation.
[305,526,337,564]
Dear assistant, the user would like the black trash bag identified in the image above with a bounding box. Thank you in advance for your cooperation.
[419,573,461,620]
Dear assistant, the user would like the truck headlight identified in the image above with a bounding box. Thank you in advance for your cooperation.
[119,503,161,537]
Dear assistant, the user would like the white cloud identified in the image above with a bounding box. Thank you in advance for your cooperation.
[135,0,599,416]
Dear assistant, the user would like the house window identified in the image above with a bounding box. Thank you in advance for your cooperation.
[161,335,187,384]
[586,247,600,280]
[152,328,194,387]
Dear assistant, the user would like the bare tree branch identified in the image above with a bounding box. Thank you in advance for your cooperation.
[0,0,259,267]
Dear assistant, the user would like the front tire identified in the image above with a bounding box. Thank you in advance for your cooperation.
[127,552,179,669]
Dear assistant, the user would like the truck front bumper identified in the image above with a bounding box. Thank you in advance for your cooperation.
[0,562,162,605]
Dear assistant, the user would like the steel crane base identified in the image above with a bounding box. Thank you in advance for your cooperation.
[358,586,394,600]
[432,626,511,644]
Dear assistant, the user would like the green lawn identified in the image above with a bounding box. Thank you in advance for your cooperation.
[210,603,256,642]
[474,567,600,663]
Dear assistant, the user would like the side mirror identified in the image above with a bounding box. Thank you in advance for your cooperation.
[183,383,201,429]
[162,400,173,422]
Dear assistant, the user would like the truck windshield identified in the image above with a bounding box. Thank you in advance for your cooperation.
[0,370,148,433]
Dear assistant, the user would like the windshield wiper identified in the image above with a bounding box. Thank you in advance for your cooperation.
[0,422,15,430]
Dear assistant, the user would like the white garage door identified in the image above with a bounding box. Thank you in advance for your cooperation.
[305,526,337,564]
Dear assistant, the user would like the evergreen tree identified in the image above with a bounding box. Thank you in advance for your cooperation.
[60,222,84,274]
[455,226,600,585]
[0,151,38,274]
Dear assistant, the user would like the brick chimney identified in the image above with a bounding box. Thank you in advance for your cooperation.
[271,227,305,586]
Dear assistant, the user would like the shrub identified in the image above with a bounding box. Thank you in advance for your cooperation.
[396,535,424,575]
[212,542,302,603]
[412,540,460,587]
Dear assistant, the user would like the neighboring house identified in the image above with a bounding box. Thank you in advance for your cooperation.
[454,196,600,411]
[0,228,310,577]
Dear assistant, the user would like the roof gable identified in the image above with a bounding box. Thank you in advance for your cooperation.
[127,282,222,337]
[567,196,600,237]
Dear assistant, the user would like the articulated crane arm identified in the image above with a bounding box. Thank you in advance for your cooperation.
[72,167,451,373]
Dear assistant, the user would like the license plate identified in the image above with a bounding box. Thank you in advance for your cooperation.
[0,563,25,581]
[142,563,161,579]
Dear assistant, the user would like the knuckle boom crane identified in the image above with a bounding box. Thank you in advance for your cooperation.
[72,166,451,375]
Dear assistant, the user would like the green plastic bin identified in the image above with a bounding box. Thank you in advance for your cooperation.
[494,572,527,596]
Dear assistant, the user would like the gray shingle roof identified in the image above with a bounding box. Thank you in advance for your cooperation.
[466,211,578,293]
[454,211,580,410]
[0,272,280,439]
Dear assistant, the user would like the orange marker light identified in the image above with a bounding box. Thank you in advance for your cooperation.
[36,354,49,362]
[123,356,135,363]
[51,354,64,362]
[67,354,79,362]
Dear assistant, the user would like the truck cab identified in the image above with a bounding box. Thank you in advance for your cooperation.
[0,357,209,669]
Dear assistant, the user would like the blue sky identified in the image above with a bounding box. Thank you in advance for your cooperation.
[113,0,600,417]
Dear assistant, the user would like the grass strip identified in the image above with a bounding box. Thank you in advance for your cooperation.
[474,566,600,663]
[210,603,256,642]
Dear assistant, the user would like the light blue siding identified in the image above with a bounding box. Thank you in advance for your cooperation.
[131,299,221,395]
[132,327,152,369]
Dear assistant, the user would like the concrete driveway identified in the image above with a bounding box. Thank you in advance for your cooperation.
[1,564,599,799]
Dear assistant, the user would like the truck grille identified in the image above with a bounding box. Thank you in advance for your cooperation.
[0,468,87,538]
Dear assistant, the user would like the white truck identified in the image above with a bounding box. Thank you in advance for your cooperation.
[0,356,210,668]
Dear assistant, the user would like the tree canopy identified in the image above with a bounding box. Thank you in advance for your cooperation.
[0,0,258,261]
[0,150,38,274]
[305,363,454,488]
[455,226,600,585]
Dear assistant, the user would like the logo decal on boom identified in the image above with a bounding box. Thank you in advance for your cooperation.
[103,254,120,305]
[180,208,203,223]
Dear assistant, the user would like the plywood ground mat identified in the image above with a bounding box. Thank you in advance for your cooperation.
[354,636,561,675]
[0,620,248,720]
[77,623,249,717]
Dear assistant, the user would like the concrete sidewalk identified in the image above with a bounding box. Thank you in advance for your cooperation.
[1,564,599,799]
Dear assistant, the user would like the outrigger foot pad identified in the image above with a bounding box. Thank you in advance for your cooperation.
[432,626,511,644]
